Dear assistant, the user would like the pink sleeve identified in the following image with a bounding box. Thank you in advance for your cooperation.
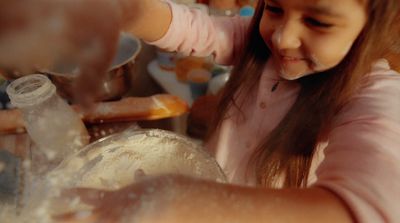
[314,60,400,223]
[147,0,251,65]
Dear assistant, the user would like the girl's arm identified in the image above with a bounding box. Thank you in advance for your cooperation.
[155,178,354,223]
[144,0,251,65]
[55,175,353,223]
[117,0,172,42]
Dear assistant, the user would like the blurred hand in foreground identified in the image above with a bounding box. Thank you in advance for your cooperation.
[0,0,122,106]
[0,0,173,107]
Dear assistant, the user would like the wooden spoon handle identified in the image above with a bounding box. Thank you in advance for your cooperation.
[0,94,188,134]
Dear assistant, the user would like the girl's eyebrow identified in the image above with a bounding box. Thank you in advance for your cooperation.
[304,5,344,18]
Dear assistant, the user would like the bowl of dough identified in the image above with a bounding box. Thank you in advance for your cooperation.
[51,128,226,190]
[0,128,226,223]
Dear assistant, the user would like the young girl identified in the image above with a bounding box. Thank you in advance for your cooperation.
[3,0,400,222]
[55,0,399,222]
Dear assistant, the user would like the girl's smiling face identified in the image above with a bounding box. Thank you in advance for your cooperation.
[259,0,367,80]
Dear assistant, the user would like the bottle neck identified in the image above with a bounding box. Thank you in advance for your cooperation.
[6,74,56,108]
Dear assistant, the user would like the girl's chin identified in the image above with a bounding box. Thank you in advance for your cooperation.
[273,59,308,80]
[279,72,305,80]
[278,66,313,80]
[274,56,333,80]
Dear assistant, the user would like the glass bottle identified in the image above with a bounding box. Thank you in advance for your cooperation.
[6,74,89,169]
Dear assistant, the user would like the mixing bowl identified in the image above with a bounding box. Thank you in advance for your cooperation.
[1,128,226,222]
[51,128,226,190]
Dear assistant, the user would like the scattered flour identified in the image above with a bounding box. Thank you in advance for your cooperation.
[53,129,226,190]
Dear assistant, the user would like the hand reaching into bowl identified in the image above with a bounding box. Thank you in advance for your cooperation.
[0,0,122,105]
[0,0,171,106]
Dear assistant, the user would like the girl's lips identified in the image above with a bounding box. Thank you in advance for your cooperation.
[280,55,305,62]
[279,56,307,65]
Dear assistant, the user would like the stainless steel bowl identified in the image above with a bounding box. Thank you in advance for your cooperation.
[46,33,141,101]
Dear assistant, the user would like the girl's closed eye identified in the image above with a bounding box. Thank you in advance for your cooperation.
[265,4,284,15]
[304,17,334,29]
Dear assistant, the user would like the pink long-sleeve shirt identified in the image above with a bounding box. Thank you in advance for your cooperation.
[149,1,400,222]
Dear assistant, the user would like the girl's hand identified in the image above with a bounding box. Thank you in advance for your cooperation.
[1,0,171,106]
[54,187,142,223]
[0,0,122,105]
[53,175,188,223]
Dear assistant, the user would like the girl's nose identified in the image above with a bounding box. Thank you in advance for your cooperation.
[272,22,302,50]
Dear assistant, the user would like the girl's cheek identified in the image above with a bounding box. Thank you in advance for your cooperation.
[305,38,340,71]
[339,42,353,57]
[313,34,354,64]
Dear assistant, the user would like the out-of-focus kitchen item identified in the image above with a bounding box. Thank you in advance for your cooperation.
[187,94,219,139]
[0,109,24,135]
[147,60,194,105]
[237,0,258,8]
[6,74,89,169]
[0,150,21,205]
[175,56,213,82]
[239,5,255,16]
[0,94,189,135]
[156,49,177,71]
[0,77,11,109]
[51,128,226,191]
[77,94,189,123]
[209,0,238,16]
[208,71,230,95]
[187,68,212,100]
[0,69,26,81]
[46,33,141,102]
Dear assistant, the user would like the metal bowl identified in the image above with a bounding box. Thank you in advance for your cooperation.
[46,33,141,101]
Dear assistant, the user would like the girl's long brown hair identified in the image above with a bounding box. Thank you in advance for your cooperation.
[208,0,400,187]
